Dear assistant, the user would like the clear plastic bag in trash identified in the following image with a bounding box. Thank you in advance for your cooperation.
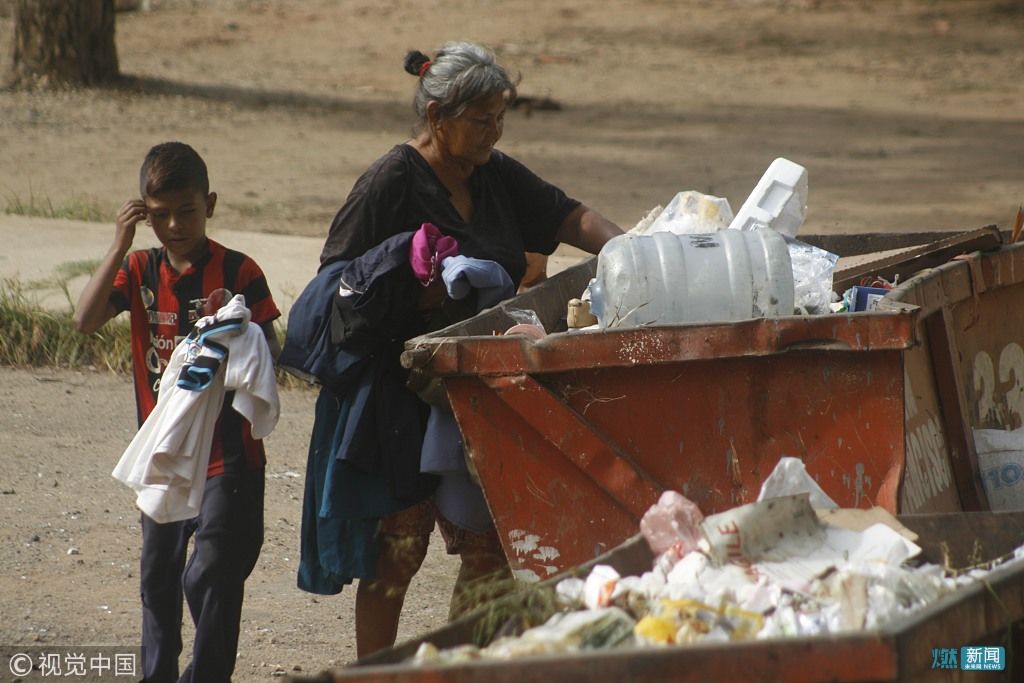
[504,307,545,333]
[787,239,839,316]
[640,490,704,556]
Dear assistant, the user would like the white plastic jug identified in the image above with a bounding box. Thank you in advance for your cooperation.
[728,158,808,237]
[589,229,794,329]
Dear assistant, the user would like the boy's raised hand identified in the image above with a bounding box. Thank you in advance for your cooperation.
[74,199,146,334]
[115,198,148,252]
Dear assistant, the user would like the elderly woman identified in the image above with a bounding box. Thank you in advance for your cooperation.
[302,41,622,657]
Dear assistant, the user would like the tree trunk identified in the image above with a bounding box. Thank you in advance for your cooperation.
[6,0,119,89]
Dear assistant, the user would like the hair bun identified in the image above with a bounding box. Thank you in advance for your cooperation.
[403,50,431,77]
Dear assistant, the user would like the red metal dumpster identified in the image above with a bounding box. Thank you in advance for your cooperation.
[290,511,1024,683]
[401,229,1017,580]
[882,240,1024,514]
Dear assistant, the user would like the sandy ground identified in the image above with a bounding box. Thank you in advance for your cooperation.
[1,0,1023,681]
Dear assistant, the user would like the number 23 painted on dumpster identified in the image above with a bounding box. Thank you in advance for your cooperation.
[973,342,1024,428]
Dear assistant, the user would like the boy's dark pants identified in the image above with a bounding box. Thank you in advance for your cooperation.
[139,470,264,683]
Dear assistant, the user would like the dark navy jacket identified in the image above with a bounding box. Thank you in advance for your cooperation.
[290,233,441,594]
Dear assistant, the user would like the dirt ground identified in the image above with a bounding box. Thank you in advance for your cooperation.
[0,368,428,681]
[1,0,1023,680]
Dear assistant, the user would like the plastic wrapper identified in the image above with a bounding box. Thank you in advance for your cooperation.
[787,238,839,315]
[628,205,663,234]
[486,607,636,657]
[663,550,713,602]
[641,191,734,236]
[412,642,481,666]
[635,598,763,645]
[504,307,545,334]
[757,456,838,509]
[582,564,620,609]
[639,490,705,555]
[554,576,585,608]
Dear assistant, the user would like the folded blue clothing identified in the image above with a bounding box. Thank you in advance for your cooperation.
[421,407,494,534]
[434,467,494,535]
[420,407,464,474]
[440,255,514,309]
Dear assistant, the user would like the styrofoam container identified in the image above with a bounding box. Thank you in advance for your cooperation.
[728,158,808,237]
[589,229,795,329]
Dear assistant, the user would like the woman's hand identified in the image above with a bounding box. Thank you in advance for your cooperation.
[417,279,448,311]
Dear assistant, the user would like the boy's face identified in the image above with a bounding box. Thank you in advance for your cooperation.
[144,189,217,262]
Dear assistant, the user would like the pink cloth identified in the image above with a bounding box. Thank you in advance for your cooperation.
[409,222,459,286]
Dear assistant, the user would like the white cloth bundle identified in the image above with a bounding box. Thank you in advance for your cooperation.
[112,294,279,523]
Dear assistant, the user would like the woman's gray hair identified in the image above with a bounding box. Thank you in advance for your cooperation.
[404,41,517,126]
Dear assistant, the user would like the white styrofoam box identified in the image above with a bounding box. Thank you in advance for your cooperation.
[728,158,808,238]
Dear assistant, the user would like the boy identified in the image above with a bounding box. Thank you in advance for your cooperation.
[74,141,281,683]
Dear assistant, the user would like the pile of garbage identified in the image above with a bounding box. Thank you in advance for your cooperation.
[578,158,842,330]
[411,458,1024,666]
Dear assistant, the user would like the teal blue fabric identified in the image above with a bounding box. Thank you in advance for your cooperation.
[298,388,407,594]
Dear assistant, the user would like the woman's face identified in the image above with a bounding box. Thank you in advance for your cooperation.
[436,91,506,167]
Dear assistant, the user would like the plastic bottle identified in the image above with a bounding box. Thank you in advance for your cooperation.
[589,229,794,329]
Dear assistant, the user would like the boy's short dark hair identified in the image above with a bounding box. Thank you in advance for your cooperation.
[139,142,210,198]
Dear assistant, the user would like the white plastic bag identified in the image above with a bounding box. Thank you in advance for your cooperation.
[973,427,1024,511]
[757,456,838,509]
[643,191,734,236]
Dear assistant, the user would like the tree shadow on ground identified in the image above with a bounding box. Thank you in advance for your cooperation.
[108,73,411,128]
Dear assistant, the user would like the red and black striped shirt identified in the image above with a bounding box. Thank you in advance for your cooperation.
[111,239,281,477]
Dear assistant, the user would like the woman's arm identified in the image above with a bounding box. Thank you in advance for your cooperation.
[554,204,623,255]
[518,252,549,293]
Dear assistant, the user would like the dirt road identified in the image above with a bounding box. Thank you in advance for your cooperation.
[0,367,460,680]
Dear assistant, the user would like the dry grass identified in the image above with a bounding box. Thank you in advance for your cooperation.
[0,273,304,391]
[3,187,109,223]
[0,277,132,371]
